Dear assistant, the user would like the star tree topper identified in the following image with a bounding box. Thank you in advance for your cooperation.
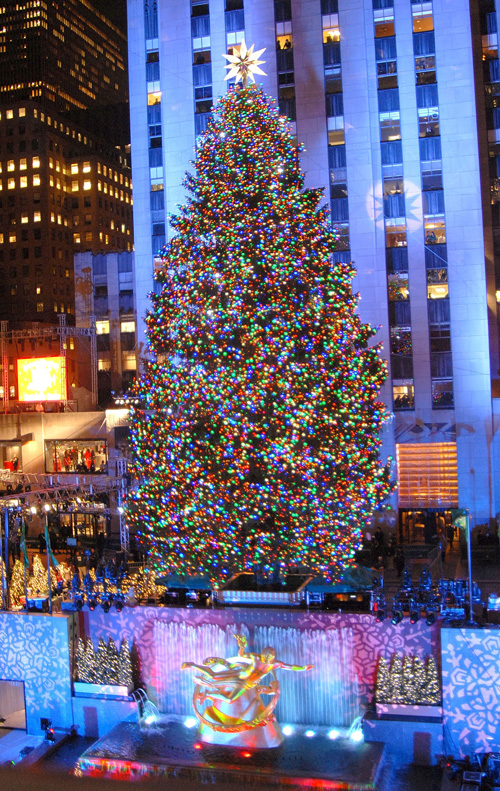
[222,40,266,88]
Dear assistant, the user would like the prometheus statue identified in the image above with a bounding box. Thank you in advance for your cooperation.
[182,634,313,747]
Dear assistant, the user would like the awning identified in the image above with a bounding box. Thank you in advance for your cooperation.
[306,564,381,593]
[155,574,212,590]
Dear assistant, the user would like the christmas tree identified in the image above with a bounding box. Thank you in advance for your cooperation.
[389,655,403,704]
[126,52,392,583]
[118,639,133,689]
[31,555,48,596]
[105,638,120,685]
[9,559,25,605]
[402,655,416,704]
[85,639,97,684]
[375,656,390,703]
[76,638,90,683]
[423,656,441,704]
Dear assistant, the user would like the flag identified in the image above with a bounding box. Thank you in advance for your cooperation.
[20,520,29,569]
[44,522,59,568]
[451,508,468,530]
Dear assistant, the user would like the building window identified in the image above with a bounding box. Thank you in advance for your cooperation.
[36,302,44,312]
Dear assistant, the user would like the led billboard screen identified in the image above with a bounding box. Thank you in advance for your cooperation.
[17,357,66,402]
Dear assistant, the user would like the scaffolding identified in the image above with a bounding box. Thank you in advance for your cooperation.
[0,316,97,410]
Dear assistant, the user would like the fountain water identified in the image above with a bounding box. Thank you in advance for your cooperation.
[154,620,360,726]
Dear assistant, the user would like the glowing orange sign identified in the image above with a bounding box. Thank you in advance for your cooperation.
[17,357,66,402]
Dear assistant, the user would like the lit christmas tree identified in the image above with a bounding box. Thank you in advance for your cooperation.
[105,638,120,685]
[423,656,441,705]
[117,639,133,689]
[85,639,97,684]
[76,638,90,683]
[31,555,48,596]
[126,51,392,584]
[9,559,25,605]
[389,655,403,704]
[375,656,390,703]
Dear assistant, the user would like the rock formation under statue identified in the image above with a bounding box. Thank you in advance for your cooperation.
[181,634,313,748]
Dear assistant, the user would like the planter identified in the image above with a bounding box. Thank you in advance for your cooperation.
[376,702,442,719]
[73,682,133,700]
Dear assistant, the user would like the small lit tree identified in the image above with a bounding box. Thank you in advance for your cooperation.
[375,656,391,703]
[389,655,403,704]
[118,639,133,689]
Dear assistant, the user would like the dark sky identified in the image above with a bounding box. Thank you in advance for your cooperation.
[91,0,127,32]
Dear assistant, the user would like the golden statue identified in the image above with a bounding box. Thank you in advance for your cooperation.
[182,634,313,747]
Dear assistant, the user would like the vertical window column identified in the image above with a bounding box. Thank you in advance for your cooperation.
[322,0,349,259]
[192,0,213,136]
[374,0,414,411]
[275,0,296,122]
[144,1,164,260]
[412,1,453,408]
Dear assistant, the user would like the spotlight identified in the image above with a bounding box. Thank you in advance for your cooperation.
[350,729,363,743]
[328,729,340,740]
[409,600,420,624]
[391,599,403,625]
[144,715,156,725]
[184,717,197,729]
[282,725,294,736]
[376,605,386,622]
[75,596,84,611]
[115,598,124,613]
[305,730,315,738]
[101,598,111,614]
[88,597,97,611]
[426,608,436,626]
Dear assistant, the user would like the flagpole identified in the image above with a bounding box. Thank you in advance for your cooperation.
[0,510,4,610]
[3,509,9,611]
[44,508,53,615]
[466,509,475,626]
[21,519,28,611]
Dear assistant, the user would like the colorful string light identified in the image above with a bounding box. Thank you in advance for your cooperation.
[125,84,393,584]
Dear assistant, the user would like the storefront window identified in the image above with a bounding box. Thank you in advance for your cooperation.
[44,439,108,474]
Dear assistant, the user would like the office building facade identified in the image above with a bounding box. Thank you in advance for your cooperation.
[127,0,500,528]
[0,2,132,326]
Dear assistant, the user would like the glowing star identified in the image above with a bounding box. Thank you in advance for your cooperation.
[222,40,266,87]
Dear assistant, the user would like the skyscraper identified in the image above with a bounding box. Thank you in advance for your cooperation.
[127,0,500,528]
[0,1,133,326]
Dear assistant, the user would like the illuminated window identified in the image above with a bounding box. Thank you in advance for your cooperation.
[72,181,79,192]
[71,163,78,174]
[6,110,13,119]
[20,176,27,188]
[33,174,41,186]
[36,284,42,295]
[73,233,81,243]
[32,156,40,168]
[19,158,27,170]
[21,213,29,224]
[82,162,91,172]
[83,179,91,190]
[69,338,74,350]
[18,108,26,117]
[97,180,102,191]
[98,358,111,371]
[97,163,102,174]
[36,302,44,312]
[33,211,41,222]
[120,320,136,333]
[397,442,457,507]
[0,234,3,244]
[49,157,54,169]
[122,353,136,371]
[53,302,58,312]
[96,320,110,335]
[7,160,14,172]
[85,232,92,242]
[148,92,162,105]
[9,232,16,243]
